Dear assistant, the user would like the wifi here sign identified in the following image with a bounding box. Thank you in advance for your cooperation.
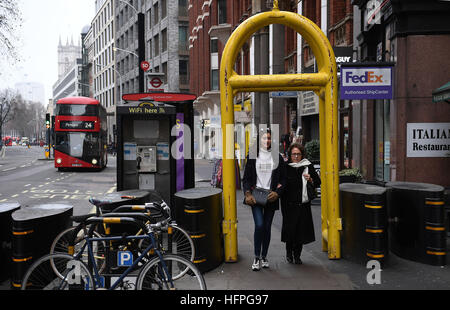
[340,66,393,100]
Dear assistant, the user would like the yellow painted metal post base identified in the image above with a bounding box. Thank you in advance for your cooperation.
[220,5,341,262]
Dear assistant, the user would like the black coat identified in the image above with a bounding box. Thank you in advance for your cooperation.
[281,163,321,244]
[242,154,286,211]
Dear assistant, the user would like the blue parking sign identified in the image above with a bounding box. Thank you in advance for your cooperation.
[117,251,133,266]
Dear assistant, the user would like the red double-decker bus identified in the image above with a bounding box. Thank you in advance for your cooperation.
[54,96,107,170]
[2,136,13,146]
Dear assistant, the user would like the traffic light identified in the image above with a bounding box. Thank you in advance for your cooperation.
[46,113,50,129]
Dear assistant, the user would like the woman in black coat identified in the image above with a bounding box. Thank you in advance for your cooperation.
[281,143,321,264]
[242,129,286,271]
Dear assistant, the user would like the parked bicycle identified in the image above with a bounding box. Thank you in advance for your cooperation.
[21,209,206,290]
[50,197,195,271]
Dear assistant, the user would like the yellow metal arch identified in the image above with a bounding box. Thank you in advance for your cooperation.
[220,5,341,262]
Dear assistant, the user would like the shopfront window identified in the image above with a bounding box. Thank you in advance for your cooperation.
[374,99,390,181]
[340,100,351,169]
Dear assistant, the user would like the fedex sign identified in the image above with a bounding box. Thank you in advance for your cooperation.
[340,66,393,100]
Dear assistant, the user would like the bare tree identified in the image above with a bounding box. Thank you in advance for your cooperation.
[0,88,21,147]
[0,0,22,63]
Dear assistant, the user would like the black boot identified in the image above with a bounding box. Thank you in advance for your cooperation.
[293,244,303,264]
[286,244,293,263]
[286,253,294,264]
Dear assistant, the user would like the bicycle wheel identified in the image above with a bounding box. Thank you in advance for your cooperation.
[50,226,106,275]
[21,253,95,290]
[161,224,195,262]
[136,254,206,290]
[138,224,194,262]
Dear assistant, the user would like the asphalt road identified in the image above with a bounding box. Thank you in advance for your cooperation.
[0,145,116,215]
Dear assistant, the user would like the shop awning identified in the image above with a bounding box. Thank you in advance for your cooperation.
[432,81,450,103]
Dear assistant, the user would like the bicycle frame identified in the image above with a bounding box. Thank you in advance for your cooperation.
[73,227,174,290]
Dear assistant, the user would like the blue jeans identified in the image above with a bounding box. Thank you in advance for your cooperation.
[251,205,275,258]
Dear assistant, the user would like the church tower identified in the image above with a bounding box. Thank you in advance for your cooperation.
[57,35,81,79]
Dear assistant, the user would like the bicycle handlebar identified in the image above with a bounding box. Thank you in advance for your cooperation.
[88,197,112,206]
[86,216,148,234]
[100,212,152,223]
[68,216,148,248]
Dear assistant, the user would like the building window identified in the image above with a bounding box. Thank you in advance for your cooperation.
[161,0,167,19]
[179,59,189,85]
[179,0,188,17]
[374,100,391,182]
[162,62,167,84]
[148,39,152,59]
[147,8,152,29]
[210,38,219,90]
[211,69,219,90]
[218,0,227,24]
[162,28,167,52]
[210,38,218,53]
[153,2,159,25]
[179,25,188,52]
[154,34,159,56]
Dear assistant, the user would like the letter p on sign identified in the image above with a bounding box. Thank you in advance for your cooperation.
[118,251,133,266]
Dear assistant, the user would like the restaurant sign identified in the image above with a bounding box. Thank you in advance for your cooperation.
[406,123,450,157]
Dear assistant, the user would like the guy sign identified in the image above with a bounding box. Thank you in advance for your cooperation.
[340,65,393,100]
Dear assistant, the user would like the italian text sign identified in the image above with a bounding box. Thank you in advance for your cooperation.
[407,123,450,157]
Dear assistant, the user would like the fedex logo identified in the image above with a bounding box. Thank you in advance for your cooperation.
[345,71,383,83]
[342,67,391,87]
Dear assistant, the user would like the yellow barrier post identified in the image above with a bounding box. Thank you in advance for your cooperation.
[220,2,341,262]
[316,90,329,252]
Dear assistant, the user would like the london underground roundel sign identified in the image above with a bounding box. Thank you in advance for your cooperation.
[150,77,163,88]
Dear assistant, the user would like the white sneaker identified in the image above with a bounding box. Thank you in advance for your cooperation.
[261,257,269,268]
[252,257,261,271]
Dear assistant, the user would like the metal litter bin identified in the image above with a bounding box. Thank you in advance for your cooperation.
[0,202,21,282]
[386,182,446,266]
[340,183,388,265]
[11,204,73,289]
[174,187,224,273]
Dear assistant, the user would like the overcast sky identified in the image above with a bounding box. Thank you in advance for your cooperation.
[0,0,95,105]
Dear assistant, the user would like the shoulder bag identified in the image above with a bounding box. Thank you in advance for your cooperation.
[252,187,271,206]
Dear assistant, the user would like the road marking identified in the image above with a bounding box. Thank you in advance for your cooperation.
[106,186,116,194]
[24,184,31,187]
[11,194,19,198]
[2,167,17,172]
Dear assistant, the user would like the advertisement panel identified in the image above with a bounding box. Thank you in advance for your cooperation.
[340,66,393,100]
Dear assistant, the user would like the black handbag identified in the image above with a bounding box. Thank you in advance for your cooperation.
[252,187,271,206]
[306,182,317,201]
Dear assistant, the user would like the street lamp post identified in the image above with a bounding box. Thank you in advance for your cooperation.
[113,47,138,58]
[117,0,145,93]
[96,63,123,105]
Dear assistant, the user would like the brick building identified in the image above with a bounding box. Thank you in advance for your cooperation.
[351,0,450,186]
[189,0,254,160]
